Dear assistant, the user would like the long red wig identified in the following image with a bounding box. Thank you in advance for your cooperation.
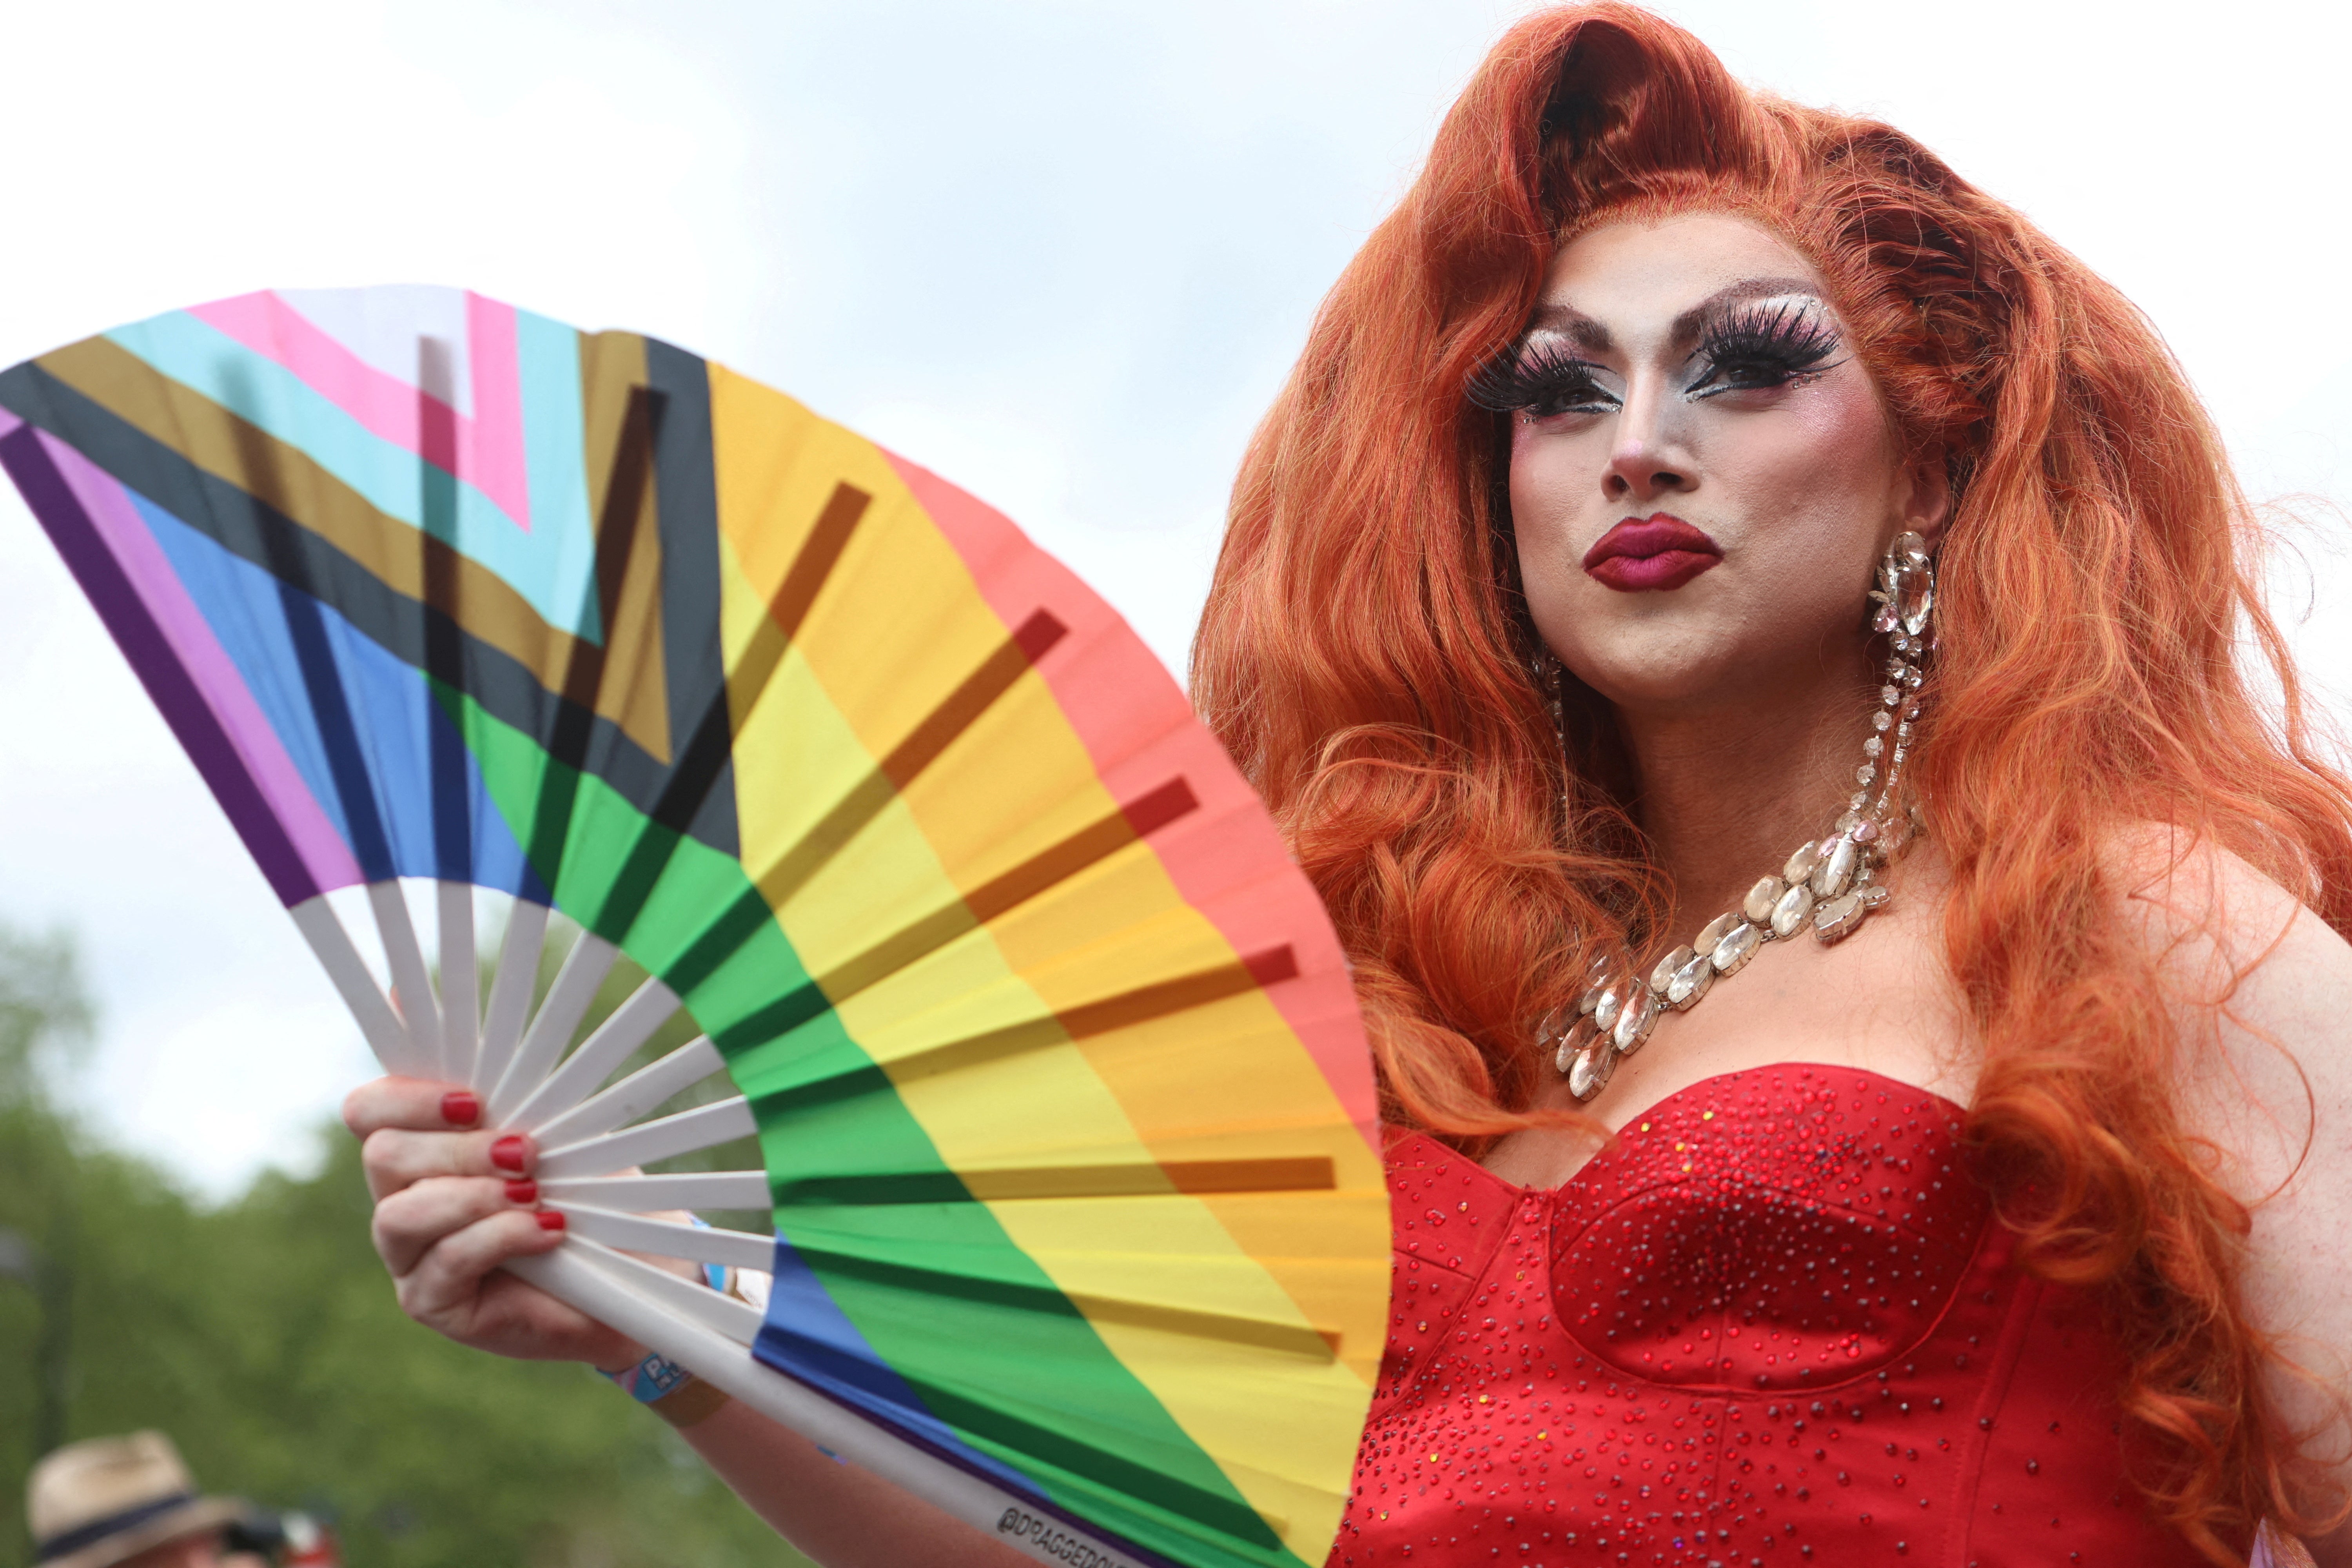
[1189,5,2350,1559]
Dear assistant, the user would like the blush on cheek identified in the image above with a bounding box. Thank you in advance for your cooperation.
[1716,375,1898,587]
[1729,387,1903,637]
[1781,373,1896,489]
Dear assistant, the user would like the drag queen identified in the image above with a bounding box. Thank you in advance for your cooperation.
[345,6,2350,1563]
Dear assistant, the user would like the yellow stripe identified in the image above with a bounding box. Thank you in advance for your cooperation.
[707,368,1379,1555]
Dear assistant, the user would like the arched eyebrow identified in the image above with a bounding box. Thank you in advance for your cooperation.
[1670,276,1826,340]
[1526,275,1828,354]
[1525,302,1612,354]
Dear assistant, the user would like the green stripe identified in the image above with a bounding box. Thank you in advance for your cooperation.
[440,683,1296,1566]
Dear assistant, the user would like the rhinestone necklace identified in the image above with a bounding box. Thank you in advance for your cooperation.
[1548,532,1936,1103]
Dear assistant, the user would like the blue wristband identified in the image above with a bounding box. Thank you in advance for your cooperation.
[596,1347,730,1426]
[594,1219,729,1406]
[600,1349,697,1404]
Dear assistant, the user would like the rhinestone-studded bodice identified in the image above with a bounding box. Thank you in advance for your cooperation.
[1330,1066,2205,1568]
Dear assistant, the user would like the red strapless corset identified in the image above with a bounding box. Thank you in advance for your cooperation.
[1330,1065,2205,1568]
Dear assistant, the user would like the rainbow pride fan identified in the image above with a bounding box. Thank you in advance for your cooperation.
[0,287,1385,1568]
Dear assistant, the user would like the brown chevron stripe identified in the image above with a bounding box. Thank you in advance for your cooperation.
[568,333,671,760]
[34,335,677,763]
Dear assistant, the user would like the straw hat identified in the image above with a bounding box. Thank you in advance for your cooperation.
[27,1432,247,1568]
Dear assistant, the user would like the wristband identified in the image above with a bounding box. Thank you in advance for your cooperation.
[597,1350,731,1428]
[590,1216,742,1428]
[601,1348,695,1403]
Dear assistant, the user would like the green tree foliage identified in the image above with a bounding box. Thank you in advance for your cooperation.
[0,923,812,1568]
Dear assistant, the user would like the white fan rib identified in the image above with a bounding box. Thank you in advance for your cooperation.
[437,881,479,1086]
[537,1171,770,1210]
[528,1036,728,1149]
[535,1095,756,1178]
[505,973,681,1132]
[488,931,619,1122]
[507,1241,1151,1568]
[472,899,548,1095]
[536,1234,763,1345]
[366,880,444,1078]
[552,1205,774,1270]
[288,897,419,1077]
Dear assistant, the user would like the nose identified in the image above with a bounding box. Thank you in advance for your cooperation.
[1602,379,1691,504]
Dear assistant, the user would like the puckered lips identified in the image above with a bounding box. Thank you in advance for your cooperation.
[1582,513,1723,593]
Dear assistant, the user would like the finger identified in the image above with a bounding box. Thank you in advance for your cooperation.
[361,1126,536,1202]
[398,1208,568,1328]
[343,1076,481,1140]
[468,1265,621,1361]
[373,1175,540,1277]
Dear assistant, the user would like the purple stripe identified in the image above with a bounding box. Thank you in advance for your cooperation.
[0,424,332,906]
[42,434,363,895]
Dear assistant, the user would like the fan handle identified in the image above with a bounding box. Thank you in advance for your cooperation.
[299,879,1161,1568]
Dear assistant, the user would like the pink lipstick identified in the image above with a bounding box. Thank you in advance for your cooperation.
[1582,513,1722,593]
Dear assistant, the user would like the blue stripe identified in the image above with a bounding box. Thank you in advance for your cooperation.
[131,490,548,897]
[103,311,603,641]
[513,307,596,642]
[753,1230,1044,1501]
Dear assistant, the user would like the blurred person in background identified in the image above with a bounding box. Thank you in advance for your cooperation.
[220,1508,339,1568]
[26,1432,273,1568]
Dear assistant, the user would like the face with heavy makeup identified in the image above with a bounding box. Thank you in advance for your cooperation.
[1496,211,1946,716]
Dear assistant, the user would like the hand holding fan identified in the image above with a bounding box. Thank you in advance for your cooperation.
[0,287,1386,1568]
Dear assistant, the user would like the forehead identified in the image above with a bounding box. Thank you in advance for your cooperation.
[1539,211,1827,323]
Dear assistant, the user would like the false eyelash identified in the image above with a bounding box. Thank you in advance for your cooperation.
[1466,338,1613,415]
[1688,302,1845,390]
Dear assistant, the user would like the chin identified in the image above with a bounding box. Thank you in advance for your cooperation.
[1547,612,1733,703]
[1563,652,1732,712]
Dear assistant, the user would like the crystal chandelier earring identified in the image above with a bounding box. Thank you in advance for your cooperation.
[1545,531,1937,1102]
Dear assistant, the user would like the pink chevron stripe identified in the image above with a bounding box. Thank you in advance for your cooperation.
[882,450,1380,1145]
[43,428,366,895]
[464,291,526,521]
[186,290,534,531]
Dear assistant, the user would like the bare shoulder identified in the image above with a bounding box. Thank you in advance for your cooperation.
[2104,824,2352,1194]
[2107,827,2352,1460]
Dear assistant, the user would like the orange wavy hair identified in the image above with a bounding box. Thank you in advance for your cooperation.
[1189,5,2350,1559]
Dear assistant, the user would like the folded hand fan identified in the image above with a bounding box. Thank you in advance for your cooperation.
[0,287,1386,1568]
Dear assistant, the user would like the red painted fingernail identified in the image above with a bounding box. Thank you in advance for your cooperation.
[440,1091,480,1126]
[535,1210,566,1232]
[490,1135,529,1174]
[503,1180,538,1204]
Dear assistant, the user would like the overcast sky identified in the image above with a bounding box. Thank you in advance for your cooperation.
[5,0,2348,1198]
